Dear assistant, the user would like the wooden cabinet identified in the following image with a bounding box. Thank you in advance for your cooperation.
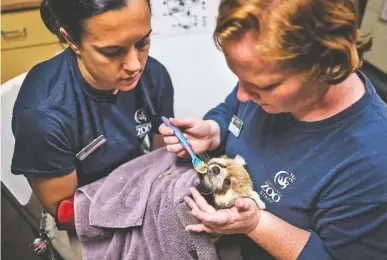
[1,0,41,12]
[1,8,64,83]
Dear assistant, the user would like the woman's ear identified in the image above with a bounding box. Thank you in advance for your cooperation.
[59,27,81,55]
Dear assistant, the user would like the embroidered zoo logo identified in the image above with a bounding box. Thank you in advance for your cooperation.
[135,108,148,123]
[259,171,296,204]
[274,171,296,189]
[134,108,152,138]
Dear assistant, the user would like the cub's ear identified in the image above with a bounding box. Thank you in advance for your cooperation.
[234,154,246,166]
[220,154,228,159]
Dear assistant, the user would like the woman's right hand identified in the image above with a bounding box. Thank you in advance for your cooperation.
[159,118,221,157]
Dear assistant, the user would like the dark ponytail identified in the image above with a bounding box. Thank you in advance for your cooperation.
[40,0,64,42]
[40,0,151,44]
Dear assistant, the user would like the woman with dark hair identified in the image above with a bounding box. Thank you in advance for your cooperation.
[11,0,174,258]
[160,0,387,259]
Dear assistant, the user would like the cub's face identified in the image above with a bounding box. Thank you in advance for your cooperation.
[200,155,255,209]
[202,155,252,192]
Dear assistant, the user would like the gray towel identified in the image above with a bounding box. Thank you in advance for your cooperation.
[74,147,219,260]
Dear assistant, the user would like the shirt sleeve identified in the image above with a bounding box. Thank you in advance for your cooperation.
[299,203,387,260]
[151,64,175,134]
[298,155,387,260]
[11,108,75,178]
[203,84,241,148]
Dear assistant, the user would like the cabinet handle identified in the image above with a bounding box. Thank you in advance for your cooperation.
[1,27,27,39]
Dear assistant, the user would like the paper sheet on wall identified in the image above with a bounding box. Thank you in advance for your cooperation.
[151,0,220,37]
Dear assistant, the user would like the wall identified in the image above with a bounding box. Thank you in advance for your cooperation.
[360,0,387,73]
[149,0,237,119]
[150,33,237,118]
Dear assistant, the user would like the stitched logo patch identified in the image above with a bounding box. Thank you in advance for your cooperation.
[134,108,152,138]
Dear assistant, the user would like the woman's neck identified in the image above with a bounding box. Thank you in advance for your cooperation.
[77,55,109,91]
[293,73,366,122]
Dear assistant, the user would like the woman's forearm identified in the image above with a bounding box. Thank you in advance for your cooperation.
[29,170,78,216]
[248,210,311,260]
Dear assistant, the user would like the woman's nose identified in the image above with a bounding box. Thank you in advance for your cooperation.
[123,49,141,73]
[237,84,254,102]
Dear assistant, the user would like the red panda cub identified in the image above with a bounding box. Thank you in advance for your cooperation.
[200,155,266,210]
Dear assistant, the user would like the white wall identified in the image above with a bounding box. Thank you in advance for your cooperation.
[360,0,387,73]
[150,31,237,118]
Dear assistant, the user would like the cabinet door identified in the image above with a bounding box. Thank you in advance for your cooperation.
[1,9,58,50]
[1,43,64,83]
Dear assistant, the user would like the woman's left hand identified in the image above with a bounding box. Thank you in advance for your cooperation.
[185,187,261,234]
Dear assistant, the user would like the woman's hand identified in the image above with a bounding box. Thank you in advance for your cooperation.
[158,118,221,157]
[184,187,261,234]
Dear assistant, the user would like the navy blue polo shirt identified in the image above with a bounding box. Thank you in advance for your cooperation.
[204,72,387,259]
[11,48,174,186]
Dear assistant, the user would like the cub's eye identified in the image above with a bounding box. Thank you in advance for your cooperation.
[223,179,231,187]
[212,166,220,175]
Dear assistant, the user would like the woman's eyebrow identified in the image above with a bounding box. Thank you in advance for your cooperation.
[139,29,152,41]
[95,29,153,49]
[255,78,285,89]
[257,83,280,90]
[99,45,121,50]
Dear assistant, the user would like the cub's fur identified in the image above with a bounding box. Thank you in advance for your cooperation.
[199,155,266,210]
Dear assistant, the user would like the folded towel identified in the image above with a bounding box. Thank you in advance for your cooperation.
[74,147,219,260]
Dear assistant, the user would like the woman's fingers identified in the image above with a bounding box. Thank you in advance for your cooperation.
[163,136,182,145]
[177,150,188,158]
[187,139,208,154]
[189,187,216,213]
[185,223,213,233]
[184,196,200,212]
[234,198,256,212]
[169,117,196,128]
[158,123,174,136]
[184,196,216,223]
[166,143,185,154]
